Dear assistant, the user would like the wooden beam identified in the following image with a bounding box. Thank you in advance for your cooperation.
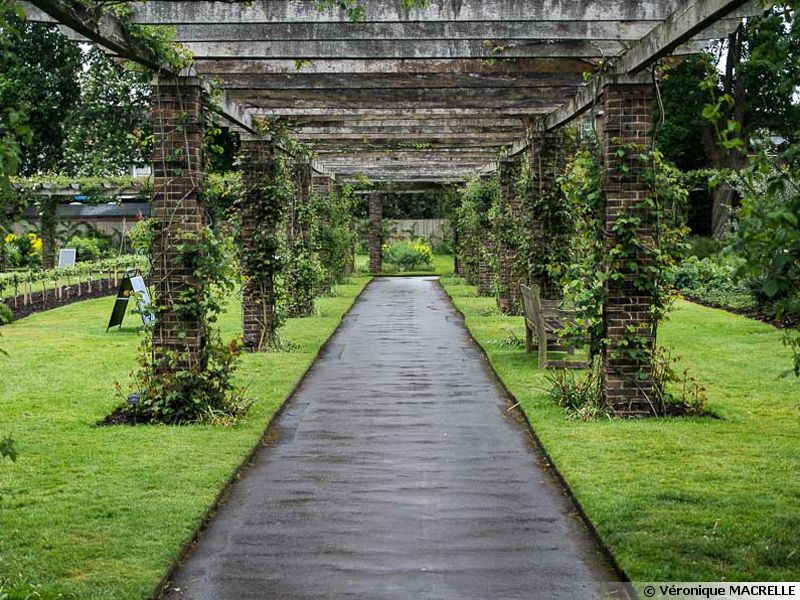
[617,0,757,73]
[180,39,625,60]
[123,1,702,24]
[169,20,663,42]
[193,58,593,76]
[206,72,586,91]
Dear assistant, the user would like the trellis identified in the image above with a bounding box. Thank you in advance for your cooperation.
[21,0,765,415]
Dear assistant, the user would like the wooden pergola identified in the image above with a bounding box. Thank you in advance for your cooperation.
[21,0,764,413]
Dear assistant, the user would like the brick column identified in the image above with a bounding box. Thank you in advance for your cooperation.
[286,160,314,317]
[239,138,279,351]
[38,195,58,270]
[602,82,657,415]
[312,174,332,197]
[477,244,493,296]
[368,191,382,274]
[151,74,206,369]
[496,158,522,314]
[528,127,569,300]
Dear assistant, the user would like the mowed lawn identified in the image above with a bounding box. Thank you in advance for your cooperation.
[0,277,370,599]
[440,276,800,582]
[355,253,454,276]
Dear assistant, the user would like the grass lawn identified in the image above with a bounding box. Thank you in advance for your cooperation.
[0,276,370,599]
[355,253,454,276]
[439,276,800,582]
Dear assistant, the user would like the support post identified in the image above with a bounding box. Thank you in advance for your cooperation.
[39,195,58,270]
[312,174,332,198]
[286,159,314,317]
[151,73,206,369]
[368,191,382,274]
[601,81,657,415]
[528,127,570,300]
[496,158,522,314]
[239,138,279,351]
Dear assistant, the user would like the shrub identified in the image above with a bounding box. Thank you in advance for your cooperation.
[0,303,12,326]
[64,234,107,262]
[670,255,754,310]
[1,233,41,269]
[689,235,727,260]
[382,239,433,271]
[431,238,453,255]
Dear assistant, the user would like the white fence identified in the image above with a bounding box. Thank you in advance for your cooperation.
[385,219,450,244]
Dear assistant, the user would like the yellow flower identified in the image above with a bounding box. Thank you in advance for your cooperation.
[4,233,14,244]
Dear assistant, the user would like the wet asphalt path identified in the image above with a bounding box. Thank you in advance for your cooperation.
[165,277,617,599]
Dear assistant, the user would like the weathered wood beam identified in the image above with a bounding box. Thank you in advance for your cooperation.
[293,118,525,129]
[170,20,663,42]
[194,58,592,76]
[296,132,519,142]
[297,126,522,136]
[207,72,586,91]
[252,107,547,120]
[316,149,499,159]
[234,87,566,110]
[617,0,759,73]
[303,140,510,151]
[180,39,624,60]
[123,1,709,24]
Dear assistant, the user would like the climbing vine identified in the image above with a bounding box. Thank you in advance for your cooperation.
[311,183,358,290]
[556,143,694,410]
[455,176,498,287]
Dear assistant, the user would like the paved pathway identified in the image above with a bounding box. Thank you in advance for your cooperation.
[166,277,618,599]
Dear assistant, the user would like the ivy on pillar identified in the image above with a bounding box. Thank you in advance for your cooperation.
[285,159,315,317]
[151,73,206,369]
[496,158,522,315]
[368,191,382,274]
[38,196,58,270]
[238,137,281,351]
[312,173,332,198]
[528,126,571,300]
[601,81,657,416]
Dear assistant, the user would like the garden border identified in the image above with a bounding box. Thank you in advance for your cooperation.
[435,278,632,586]
[152,277,374,599]
[3,277,118,321]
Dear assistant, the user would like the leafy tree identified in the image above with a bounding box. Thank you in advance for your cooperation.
[658,55,713,172]
[704,9,800,234]
[0,18,81,175]
[62,46,152,176]
[700,3,800,376]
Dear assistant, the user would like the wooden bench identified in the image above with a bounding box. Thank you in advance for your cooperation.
[520,283,587,369]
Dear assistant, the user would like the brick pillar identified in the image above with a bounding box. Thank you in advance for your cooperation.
[295,161,312,246]
[312,174,332,197]
[602,82,657,416]
[496,158,522,314]
[368,191,382,274]
[239,138,279,351]
[39,195,58,270]
[528,127,569,300]
[286,160,314,317]
[477,244,492,296]
[151,74,206,369]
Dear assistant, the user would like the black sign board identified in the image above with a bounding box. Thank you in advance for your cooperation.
[106,274,154,331]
